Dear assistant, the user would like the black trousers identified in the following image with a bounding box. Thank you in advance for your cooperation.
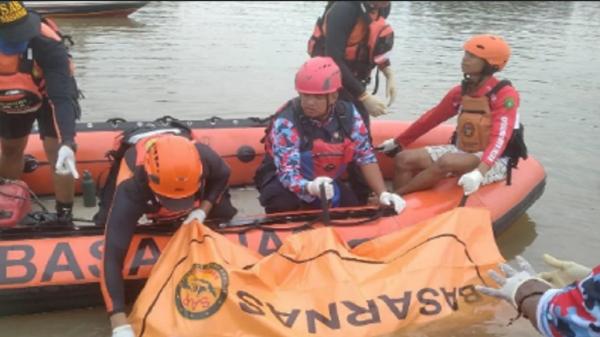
[258,177,361,214]
[207,190,238,221]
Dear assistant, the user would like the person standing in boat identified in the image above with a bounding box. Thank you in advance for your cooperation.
[254,56,406,214]
[99,133,237,337]
[476,255,599,337]
[308,1,395,123]
[0,1,80,221]
[307,0,396,205]
[378,34,527,196]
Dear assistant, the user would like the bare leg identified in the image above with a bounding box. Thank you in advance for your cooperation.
[0,136,29,179]
[395,152,480,195]
[43,137,75,205]
[392,148,434,190]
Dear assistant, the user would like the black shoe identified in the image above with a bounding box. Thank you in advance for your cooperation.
[21,211,71,226]
[56,203,74,226]
[56,212,74,226]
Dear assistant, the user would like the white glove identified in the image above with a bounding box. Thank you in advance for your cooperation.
[458,169,484,196]
[112,324,135,337]
[379,191,406,214]
[360,93,387,117]
[183,208,207,225]
[381,66,397,107]
[475,256,551,308]
[376,138,398,153]
[306,176,334,200]
[55,145,79,179]
[538,254,592,288]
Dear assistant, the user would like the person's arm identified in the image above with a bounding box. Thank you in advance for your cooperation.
[513,279,552,331]
[270,117,313,202]
[535,266,600,337]
[100,163,146,325]
[325,2,366,98]
[31,35,79,147]
[351,106,386,196]
[347,105,385,195]
[477,256,600,337]
[394,85,462,148]
[478,86,519,175]
[196,143,231,214]
[359,162,386,197]
[350,104,377,165]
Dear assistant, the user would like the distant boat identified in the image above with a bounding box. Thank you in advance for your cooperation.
[24,1,149,18]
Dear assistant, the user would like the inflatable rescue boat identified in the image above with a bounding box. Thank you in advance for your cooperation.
[0,116,546,315]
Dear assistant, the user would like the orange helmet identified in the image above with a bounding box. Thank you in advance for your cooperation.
[464,35,511,72]
[144,134,202,210]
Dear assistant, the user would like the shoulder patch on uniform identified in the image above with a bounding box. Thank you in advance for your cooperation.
[504,97,515,109]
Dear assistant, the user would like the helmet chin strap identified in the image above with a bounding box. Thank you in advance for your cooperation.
[326,96,337,115]
[321,95,332,115]
[313,95,336,120]
[462,72,486,95]
[462,62,496,94]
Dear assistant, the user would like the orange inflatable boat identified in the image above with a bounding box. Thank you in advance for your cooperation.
[0,116,546,315]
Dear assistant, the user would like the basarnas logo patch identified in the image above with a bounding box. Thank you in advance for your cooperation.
[462,122,475,137]
[175,263,229,320]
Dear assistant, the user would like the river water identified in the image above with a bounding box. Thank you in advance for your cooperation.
[2,1,599,336]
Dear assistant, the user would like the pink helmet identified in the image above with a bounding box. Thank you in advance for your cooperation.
[295,56,342,94]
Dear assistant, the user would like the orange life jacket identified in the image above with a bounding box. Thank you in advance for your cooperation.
[307,3,394,74]
[456,80,512,153]
[0,18,73,114]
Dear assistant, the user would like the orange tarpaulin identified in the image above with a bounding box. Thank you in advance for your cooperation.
[129,207,504,337]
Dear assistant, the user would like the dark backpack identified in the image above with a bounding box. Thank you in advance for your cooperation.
[92,119,193,226]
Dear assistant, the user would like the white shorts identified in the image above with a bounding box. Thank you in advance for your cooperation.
[425,144,508,185]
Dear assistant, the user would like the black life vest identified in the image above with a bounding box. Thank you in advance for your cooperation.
[92,119,193,226]
[255,98,355,189]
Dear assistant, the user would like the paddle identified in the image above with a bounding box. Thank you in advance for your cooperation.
[458,194,469,207]
[1,206,399,239]
[320,183,331,225]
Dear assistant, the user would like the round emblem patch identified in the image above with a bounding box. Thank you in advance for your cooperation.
[462,122,475,137]
[324,163,336,171]
[175,263,229,320]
